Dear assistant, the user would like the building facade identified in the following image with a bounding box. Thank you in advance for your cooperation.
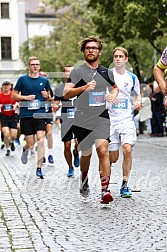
[0,0,55,83]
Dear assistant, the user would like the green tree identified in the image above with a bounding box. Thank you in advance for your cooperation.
[88,0,167,81]
[20,0,97,74]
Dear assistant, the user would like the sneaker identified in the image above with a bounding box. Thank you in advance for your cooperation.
[1,142,5,149]
[10,142,15,151]
[42,156,46,164]
[36,168,44,179]
[100,190,113,204]
[80,182,90,198]
[120,186,132,198]
[48,155,54,165]
[21,149,28,164]
[73,153,80,167]
[30,150,35,156]
[67,167,74,177]
[5,150,10,156]
[15,138,20,145]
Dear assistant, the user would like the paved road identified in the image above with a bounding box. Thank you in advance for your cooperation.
[0,125,167,252]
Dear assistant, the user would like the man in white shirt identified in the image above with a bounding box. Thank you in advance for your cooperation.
[107,47,142,197]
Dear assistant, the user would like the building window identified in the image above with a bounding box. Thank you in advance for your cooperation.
[1,3,9,19]
[1,37,12,59]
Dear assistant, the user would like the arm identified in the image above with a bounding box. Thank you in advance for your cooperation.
[153,65,167,95]
[12,90,35,101]
[63,81,98,99]
[105,84,119,104]
[133,95,142,111]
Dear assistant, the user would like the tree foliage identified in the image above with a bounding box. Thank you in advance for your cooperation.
[20,0,97,74]
[19,0,167,82]
[88,0,167,81]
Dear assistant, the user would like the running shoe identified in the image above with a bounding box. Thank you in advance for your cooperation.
[5,150,10,156]
[10,142,15,151]
[21,149,28,164]
[30,150,35,156]
[73,153,80,167]
[80,182,90,198]
[120,186,132,198]
[67,167,74,177]
[48,155,54,165]
[42,156,46,164]
[1,142,5,149]
[15,138,21,145]
[36,168,44,179]
[100,190,113,204]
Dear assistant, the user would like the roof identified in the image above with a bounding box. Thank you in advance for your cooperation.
[25,0,55,15]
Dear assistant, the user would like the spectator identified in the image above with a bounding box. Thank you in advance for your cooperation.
[134,85,152,137]
[150,82,165,137]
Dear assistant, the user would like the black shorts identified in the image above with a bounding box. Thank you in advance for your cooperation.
[1,114,18,129]
[61,116,76,142]
[20,117,46,136]
[74,110,110,151]
[61,124,76,142]
[45,118,53,125]
[45,112,53,125]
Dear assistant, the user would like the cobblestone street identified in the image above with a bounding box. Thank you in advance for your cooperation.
[0,125,167,252]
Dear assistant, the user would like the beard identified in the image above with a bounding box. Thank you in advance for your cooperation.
[85,54,99,63]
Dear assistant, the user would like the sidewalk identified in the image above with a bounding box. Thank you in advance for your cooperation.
[0,126,167,252]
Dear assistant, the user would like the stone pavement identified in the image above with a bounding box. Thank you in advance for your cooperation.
[0,125,167,252]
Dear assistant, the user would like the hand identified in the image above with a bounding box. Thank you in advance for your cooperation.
[26,95,35,101]
[41,88,49,98]
[159,82,167,96]
[105,93,118,104]
[85,80,96,91]
[134,100,142,111]
[51,102,61,112]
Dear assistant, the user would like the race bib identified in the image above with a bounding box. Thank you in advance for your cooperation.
[88,91,105,106]
[28,100,40,110]
[45,102,50,112]
[4,104,13,111]
[67,108,75,118]
[111,98,128,109]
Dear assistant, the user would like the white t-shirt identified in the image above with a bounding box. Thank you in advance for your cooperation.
[107,68,140,125]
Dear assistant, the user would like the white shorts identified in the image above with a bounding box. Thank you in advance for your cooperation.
[108,120,137,151]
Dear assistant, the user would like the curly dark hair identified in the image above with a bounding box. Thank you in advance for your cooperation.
[78,35,103,52]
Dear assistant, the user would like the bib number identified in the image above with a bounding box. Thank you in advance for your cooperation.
[88,91,105,106]
[67,108,75,118]
[111,99,128,109]
[4,104,13,111]
[28,100,40,110]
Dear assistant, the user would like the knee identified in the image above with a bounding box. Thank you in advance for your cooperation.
[109,151,119,163]
[46,130,52,138]
[98,147,108,159]
[37,137,45,147]
[123,145,132,156]
[64,142,71,152]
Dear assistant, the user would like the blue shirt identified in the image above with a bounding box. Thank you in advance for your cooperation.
[14,74,50,118]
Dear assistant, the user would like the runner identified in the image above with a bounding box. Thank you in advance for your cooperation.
[0,80,18,156]
[12,56,51,178]
[64,35,119,204]
[107,47,141,198]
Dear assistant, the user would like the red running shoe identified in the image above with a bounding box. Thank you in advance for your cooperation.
[100,190,113,204]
